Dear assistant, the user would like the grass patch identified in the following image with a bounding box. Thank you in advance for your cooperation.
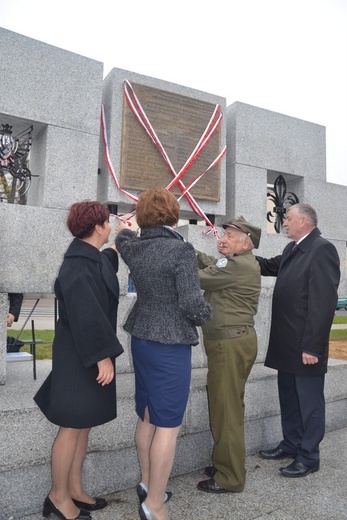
[333,316,347,324]
[8,318,347,359]
[330,329,347,341]
[331,316,347,341]
[8,329,54,360]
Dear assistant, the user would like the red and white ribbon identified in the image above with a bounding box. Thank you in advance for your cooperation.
[123,80,226,236]
[101,80,227,236]
[100,104,138,224]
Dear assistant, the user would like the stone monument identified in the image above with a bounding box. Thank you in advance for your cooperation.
[0,27,346,517]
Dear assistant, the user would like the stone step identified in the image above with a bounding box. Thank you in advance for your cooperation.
[1,359,347,518]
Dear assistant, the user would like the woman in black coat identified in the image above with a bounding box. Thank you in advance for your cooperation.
[34,201,123,520]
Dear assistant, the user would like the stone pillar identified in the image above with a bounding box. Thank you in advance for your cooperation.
[0,293,7,384]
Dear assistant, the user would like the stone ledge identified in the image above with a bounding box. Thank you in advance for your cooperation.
[1,360,347,518]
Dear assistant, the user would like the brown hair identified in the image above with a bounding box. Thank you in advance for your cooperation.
[136,188,180,228]
[67,200,109,238]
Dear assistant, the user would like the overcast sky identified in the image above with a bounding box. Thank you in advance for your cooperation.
[1,0,346,186]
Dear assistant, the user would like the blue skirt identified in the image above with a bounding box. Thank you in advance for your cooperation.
[131,336,192,427]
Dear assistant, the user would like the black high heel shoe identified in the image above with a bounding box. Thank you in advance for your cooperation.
[72,497,107,511]
[42,496,92,520]
[136,482,172,505]
[139,501,158,520]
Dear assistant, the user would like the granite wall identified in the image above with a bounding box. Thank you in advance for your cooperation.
[1,27,346,385]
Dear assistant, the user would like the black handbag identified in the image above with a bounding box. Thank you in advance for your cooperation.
[6,336,25,353]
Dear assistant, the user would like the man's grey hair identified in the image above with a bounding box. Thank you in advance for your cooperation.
[287,203,318,227]
[238,232,255,249]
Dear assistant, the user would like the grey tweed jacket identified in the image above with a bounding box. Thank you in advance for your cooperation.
[116,226,212,345]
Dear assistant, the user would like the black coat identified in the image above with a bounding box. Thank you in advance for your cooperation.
[34,239,124,428]
[257,228,340,375]
[8,293,23,321]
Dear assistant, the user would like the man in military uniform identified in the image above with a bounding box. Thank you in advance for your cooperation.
[196,216,261,493]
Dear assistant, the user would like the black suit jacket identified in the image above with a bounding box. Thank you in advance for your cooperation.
[257,228,340,375]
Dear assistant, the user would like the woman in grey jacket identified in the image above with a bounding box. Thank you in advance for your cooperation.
[116,188,211,520]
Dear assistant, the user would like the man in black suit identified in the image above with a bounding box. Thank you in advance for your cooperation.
[257,203,340,477]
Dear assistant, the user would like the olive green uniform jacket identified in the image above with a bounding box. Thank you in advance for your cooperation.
[197,250,261,338]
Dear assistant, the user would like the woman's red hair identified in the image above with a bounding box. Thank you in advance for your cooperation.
[67,201,109,238]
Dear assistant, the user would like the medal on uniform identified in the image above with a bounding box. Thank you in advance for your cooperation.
[216,258,228,268]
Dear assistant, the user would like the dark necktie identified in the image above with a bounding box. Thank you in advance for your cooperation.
[292,243,298,252]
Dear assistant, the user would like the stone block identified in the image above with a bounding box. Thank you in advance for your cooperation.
[224,136,271,231]
[227,101,326,181]
[1,27,103,212]
[299,177,347,243]
[0,28,103,132]
[27,126,100,209]
[184,368,210,434]
[178,223,221,255]
[6,352,33,362]
[0,204,70,293]
[222,164,268,229]
[98,67,226,219]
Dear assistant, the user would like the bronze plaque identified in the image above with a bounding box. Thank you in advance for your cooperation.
[120,83,222,202]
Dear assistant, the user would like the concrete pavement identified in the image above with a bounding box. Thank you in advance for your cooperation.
[16,426,347,520]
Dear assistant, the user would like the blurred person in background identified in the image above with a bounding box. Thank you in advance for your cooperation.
[7,292,23,327]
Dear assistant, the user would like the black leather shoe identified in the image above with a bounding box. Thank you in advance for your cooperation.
[197,478,231,494]
[259,447,295,460]
[72,497,107,511]
[42,496,91,519]
[279,460,319,478]
[204,465,217,478]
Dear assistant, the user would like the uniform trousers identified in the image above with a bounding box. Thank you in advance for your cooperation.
[277,370,325,466]
[204,331,257,491]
